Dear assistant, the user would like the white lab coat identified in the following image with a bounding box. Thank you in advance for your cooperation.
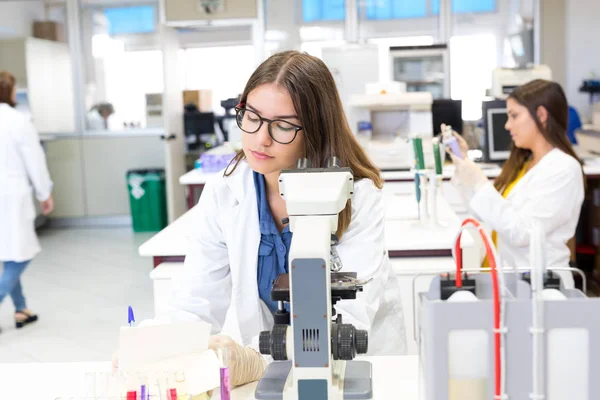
[86,110,105,130]
[170,161,407,356]
[468,149,584,288]
[0,104,53,262]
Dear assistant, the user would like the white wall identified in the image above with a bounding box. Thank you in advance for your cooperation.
[0,1,45,38]
[565,0,600,121]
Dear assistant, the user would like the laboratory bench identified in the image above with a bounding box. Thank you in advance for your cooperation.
[139,183,474,267]
[0,356,420,399]
[180,156,600,210]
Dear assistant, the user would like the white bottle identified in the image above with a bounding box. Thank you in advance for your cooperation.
[447,290,489,400]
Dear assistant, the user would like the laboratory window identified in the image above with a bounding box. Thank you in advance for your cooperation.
[103,5,156,35]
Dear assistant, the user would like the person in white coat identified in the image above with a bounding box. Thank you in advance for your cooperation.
[0,71,54,331]
[448,79,585,288]
[169,51,407,386]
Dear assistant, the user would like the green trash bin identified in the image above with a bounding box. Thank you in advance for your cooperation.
[127,168,168,232]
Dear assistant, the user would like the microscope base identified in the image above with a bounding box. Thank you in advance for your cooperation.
[255,360,373,400]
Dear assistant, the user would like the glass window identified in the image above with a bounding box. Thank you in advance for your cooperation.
[102,49,164,129]
[365,0,427,19]
[103,6,156,36]
[363,0,496,20]
[302,0,345,22]
[450,34,497,120]
[431,0,496,14]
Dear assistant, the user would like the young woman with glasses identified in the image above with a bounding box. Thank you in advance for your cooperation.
[169,51,407,386]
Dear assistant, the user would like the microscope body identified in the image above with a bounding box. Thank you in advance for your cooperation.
[256,158,373,400]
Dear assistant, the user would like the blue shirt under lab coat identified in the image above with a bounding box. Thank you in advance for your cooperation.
[253,171,293,313]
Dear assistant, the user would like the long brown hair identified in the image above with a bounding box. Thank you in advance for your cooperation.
[225,50,382,238]
[494,79,583,192]
[0,71,16,107]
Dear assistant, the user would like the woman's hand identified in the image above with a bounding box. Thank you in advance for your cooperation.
[209,335,266,387]
[40,194,54,216]
[448,151,489,201]
[441,123,469,158]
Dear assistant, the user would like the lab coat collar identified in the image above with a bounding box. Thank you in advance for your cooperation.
[506,148,560,200]
[224,160,254,204]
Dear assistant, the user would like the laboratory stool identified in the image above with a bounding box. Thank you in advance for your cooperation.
[149,262,183,320]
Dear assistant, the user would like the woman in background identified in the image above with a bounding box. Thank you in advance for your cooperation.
[448,79,585,288]
[0,71,54,331]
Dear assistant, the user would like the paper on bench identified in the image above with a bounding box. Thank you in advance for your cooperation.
[119,321,219,394]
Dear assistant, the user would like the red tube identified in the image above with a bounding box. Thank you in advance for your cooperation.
[454,234,463,288]
[454,218,501,398]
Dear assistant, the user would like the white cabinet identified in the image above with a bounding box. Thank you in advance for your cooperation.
[0,37,75,133]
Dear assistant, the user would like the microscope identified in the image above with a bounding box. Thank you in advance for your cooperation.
[255,157,373,400]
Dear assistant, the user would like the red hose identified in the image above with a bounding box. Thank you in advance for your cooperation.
[455,218,501,398]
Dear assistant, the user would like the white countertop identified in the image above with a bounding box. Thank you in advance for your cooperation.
[0,356,420,399]
[140,184,467,258]
[178,166,466,185]
[180,154,600,186]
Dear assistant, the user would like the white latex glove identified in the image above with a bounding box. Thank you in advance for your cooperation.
[209,335,266,387]
[448,151,489,202]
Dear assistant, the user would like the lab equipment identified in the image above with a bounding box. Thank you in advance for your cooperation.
[197,145,236,173]
[219,346,231,400]
[175,371,189,400]
[410,135,446,224]
[140,376,148,400]
[441,125,463,159]
[256,158,372,400]
[412,137,425,170]
[432,139,443,175]
[390,44,450,99]
[482,100,511,163]
[414,174,421,220]
[356,121,373,147]
[416,217,600,399]
[183,105,219,152]
[490,65,552,99]
[431,138,443,224]
[432,99,462,136]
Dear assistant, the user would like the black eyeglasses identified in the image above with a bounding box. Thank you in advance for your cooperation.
[235,106,303,145]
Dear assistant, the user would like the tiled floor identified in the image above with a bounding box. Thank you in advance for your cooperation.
[0,227,156,363]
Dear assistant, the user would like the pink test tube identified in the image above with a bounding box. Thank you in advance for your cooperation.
[220,347,231,400]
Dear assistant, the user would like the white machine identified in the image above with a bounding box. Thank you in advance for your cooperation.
[255,157,372,400]
[417,219,598,400]
[491,65,552,99]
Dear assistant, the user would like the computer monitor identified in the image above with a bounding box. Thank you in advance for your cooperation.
[432,99,462,136]
[184,110,217,151]
[483,100,512,163]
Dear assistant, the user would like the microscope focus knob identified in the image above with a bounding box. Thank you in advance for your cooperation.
[259,325,288,360]
[259,331,272,355]
[355,329,369,355]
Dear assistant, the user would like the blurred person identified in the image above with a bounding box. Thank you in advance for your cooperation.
[0,71,54,331]
[86,102,115,130]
